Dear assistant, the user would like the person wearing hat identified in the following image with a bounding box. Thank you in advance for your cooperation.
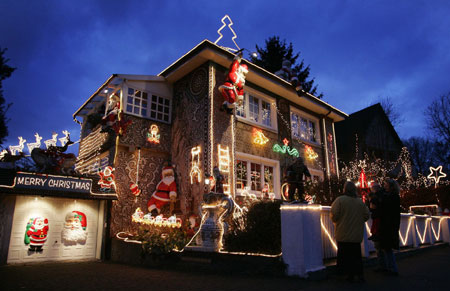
[285,157,311,203]
[147,165,177,215]
[219,51,248,114]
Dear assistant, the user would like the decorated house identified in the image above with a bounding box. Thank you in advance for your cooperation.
[72,39,347,243]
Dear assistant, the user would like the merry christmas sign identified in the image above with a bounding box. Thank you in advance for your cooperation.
[14,173,92,193]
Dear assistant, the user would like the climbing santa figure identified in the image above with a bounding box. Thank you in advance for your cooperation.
[147,165,177,215]
[25,217,49,252]
[219,50,248,114]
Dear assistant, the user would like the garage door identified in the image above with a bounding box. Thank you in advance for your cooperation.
[7,195,102,264]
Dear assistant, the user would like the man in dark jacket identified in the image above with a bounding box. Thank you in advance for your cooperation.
[285,157,311,202]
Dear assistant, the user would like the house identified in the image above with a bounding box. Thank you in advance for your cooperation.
[72,40,347,245]
[334,103,403,165]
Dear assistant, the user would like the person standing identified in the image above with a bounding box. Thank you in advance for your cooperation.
[378,178,401,276]
[285,157,311,203]
[331,181,370,282]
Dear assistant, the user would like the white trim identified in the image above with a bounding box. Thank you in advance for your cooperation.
[290,106,321,145]
[235,152,280,199]
[236,87,278,132]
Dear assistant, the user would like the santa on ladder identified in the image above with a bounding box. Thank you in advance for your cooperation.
[147,166,177,215]
[219,50,248,114]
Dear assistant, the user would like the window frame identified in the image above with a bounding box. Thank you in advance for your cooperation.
[123,84,172,124]
[235,152,280,199]
[236,88,278,132]
[290,106,321,145]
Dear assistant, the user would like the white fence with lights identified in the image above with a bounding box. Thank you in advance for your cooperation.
[281,205,450,278]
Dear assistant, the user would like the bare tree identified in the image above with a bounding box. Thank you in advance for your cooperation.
[425,93,450,145]
[376,96,404,128]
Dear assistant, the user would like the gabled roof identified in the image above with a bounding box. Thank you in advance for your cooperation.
[159,39,347,122]
[335,103,403,149]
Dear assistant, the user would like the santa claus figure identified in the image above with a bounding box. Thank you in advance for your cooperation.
[219,51,248,114]
[61,211,88,245]
[98,166,116,192]
[101,94,120,133]
[25,217,49,252]
[147,166,177,215]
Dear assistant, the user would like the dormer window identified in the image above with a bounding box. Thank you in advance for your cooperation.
[125,87,171,123]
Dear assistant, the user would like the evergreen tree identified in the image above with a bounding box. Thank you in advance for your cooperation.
[250,36,323,98]
[0,48,15,145]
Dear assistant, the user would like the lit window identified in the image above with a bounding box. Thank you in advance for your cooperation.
[291,111,319,143]
[236,91,277,130]
[236,159,274,194]
[125,87,171,123]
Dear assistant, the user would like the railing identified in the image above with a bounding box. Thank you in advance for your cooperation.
[319,208,450,260]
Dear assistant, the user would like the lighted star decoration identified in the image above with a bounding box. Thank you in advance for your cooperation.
[358,160,367,169]
[427,166,447,186]
[214,15,240,51]
[253,128,269,145]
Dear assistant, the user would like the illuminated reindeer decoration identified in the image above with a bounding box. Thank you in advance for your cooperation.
[9,136,26,155]
[26,133,42,154]
[44,132,58,149]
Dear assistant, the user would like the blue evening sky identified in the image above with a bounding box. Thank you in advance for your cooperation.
[1,0,449,151]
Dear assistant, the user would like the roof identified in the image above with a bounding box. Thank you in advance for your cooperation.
[335,103,403,157]
[159,39,348,122]
[74,40,347,123]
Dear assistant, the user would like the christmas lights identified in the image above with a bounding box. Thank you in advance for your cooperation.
[26,133,42,154]
[427,166,447,186]
[9,136,26,155]
[415,217,430,244]
[214,15,240,51]
[44,132,58,149]
[147,124,161,144]
[398,217,414,246]
[253,128,269,145]
[430,217,446,241]
[273,138,299,158]
[190,146,202,184]
[320,216,338,251]
[58,130,70,146]
[305,145,318,160]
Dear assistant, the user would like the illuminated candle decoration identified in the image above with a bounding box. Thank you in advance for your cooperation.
[98,166,116,192]
[190,146,202,184]
[305,145,318,161]
[9,136,26,155]
[272,138,299,158]
[253,128,269,145]
[427,166,447,186]
[147,124,161,144]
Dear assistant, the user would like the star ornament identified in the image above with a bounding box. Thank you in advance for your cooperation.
[427,166,447,185]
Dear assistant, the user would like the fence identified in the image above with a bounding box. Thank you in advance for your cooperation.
[281,204,450,277]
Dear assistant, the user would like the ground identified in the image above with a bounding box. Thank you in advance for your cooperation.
[0,245,448,291]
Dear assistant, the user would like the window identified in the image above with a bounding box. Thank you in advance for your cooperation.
[291,110,319,143]
[236,90,277,130]
[125,87,171,123]
[235,153,280,198]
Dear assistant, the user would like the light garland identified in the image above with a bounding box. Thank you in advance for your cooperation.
[273,138,299,158]
[131,208,182,228]
[398,217,414,246]
[430,217,446,241]
[252,128,269,145]
[320,216,338,251]
[190,146,202,184]
[415,218,430,244]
